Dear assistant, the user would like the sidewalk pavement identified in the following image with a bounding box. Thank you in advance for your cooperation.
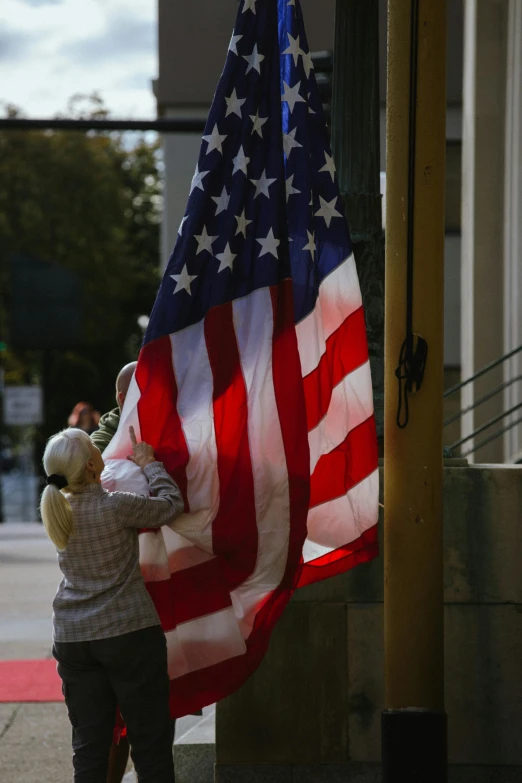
[0,522,81,782]
[0,523,213,783]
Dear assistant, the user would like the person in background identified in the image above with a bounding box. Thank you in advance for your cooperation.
[68,402,101,436]
[91,363,137,454]
[40,426,182,782]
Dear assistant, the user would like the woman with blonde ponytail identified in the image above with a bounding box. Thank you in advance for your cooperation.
[41,425,184,783]
[40,428,92,550]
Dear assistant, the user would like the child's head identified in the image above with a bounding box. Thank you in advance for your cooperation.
[40,429,102,550]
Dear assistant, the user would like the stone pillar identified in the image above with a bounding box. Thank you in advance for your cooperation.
[461,0,508,463]
[331,0,385,443]
[503,0,522,462]
[160,109,207,271]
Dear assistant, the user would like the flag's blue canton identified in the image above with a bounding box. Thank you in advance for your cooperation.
[145,0,352,345]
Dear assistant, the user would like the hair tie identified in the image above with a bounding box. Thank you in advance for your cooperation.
[46,474,68,490]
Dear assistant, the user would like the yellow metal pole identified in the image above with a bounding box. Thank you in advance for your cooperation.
[383,0,447,780]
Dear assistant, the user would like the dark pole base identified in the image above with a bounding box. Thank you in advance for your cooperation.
[382,709,448,783]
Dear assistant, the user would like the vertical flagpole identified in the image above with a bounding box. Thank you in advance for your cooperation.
[383,1,447,781]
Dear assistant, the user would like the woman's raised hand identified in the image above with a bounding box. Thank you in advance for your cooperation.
[127,426,156,469]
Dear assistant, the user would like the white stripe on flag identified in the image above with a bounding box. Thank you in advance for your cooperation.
[101,374,142,461]
[101,458,148,494]
[139,531,171,582]
[162,527,216,574]
[165,606,247,678]
[230,289,291,638]
[308,360,374,472]
[303,468,379,558]
[171,322,219,550]
[296,253,361,377]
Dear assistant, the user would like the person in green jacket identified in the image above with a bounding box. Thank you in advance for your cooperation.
[91,362,137,456]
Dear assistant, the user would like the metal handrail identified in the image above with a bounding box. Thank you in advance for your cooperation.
[443,344,522,398]
[460,415,522,458]
[443,345,522,458]
[444,374,522,426]
[448,400,522,452]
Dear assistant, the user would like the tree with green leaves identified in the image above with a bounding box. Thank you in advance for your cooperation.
[0,97,163,452]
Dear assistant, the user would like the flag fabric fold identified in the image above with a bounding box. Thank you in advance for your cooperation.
[102,0,378,717]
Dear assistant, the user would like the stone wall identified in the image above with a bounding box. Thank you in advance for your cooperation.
[215,465,522,781]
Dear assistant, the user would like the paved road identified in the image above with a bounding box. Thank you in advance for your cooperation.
[0,522,74,782]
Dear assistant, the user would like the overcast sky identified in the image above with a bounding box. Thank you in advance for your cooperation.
[0,0,157,118]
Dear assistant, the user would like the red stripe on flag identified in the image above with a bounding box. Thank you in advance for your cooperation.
[303,306,369,432]
[170,558,232,625]
[204,303,258,591]
[168,650,255,718]
[146,579,176,631]
[297,525,379,588]
[269,280,309,588]
[136,336,190,508]
[310,416,378,508]
[146,559,232,631]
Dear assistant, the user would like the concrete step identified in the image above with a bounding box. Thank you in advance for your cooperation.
[123,705,215,783]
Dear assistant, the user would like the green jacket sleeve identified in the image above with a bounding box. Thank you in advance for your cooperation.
[91,408,120,454]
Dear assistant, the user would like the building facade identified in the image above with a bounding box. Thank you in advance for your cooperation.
[154,0,522,462]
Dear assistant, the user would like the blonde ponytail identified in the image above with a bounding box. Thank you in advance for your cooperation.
[40,429,92,551]
[40,485,74,551]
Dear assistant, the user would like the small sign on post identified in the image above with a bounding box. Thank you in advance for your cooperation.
[3,386,44,426]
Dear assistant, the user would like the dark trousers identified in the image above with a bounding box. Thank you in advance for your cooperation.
[53,625,175,783]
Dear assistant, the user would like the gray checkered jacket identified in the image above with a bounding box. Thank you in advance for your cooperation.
[52,462,183,643]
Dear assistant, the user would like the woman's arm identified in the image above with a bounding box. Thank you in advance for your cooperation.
[109,426,184,529]
[110,462,185,529]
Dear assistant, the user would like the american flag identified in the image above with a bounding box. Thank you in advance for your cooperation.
[102,0,378,717]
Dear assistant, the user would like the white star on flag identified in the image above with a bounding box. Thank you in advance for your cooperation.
[285,174,301,201]
[229,33,243,55]
[307,92,316,114]
[281,80,306,113]
[303,230,316,259]
[178,216,188,235]
[216,242,237,273]
[319,152,336,182]
[302,50,314,78]
[315,196,342,227]
[232,145,250,176]
[190,164,210,194]
[171,265,197,296]
[287,0,296,5]
[250,111,268,138]
[283,126,302,158]
[242,0,257,14]
[225,88,246,118]
[282,33,303,66]
[212,186,231,215]
[235,209,252,237]
[194,226,219,255]
[256,228,280,259]
[250,169,277,199]
[243,43,265,75]
[202,124,227,155]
